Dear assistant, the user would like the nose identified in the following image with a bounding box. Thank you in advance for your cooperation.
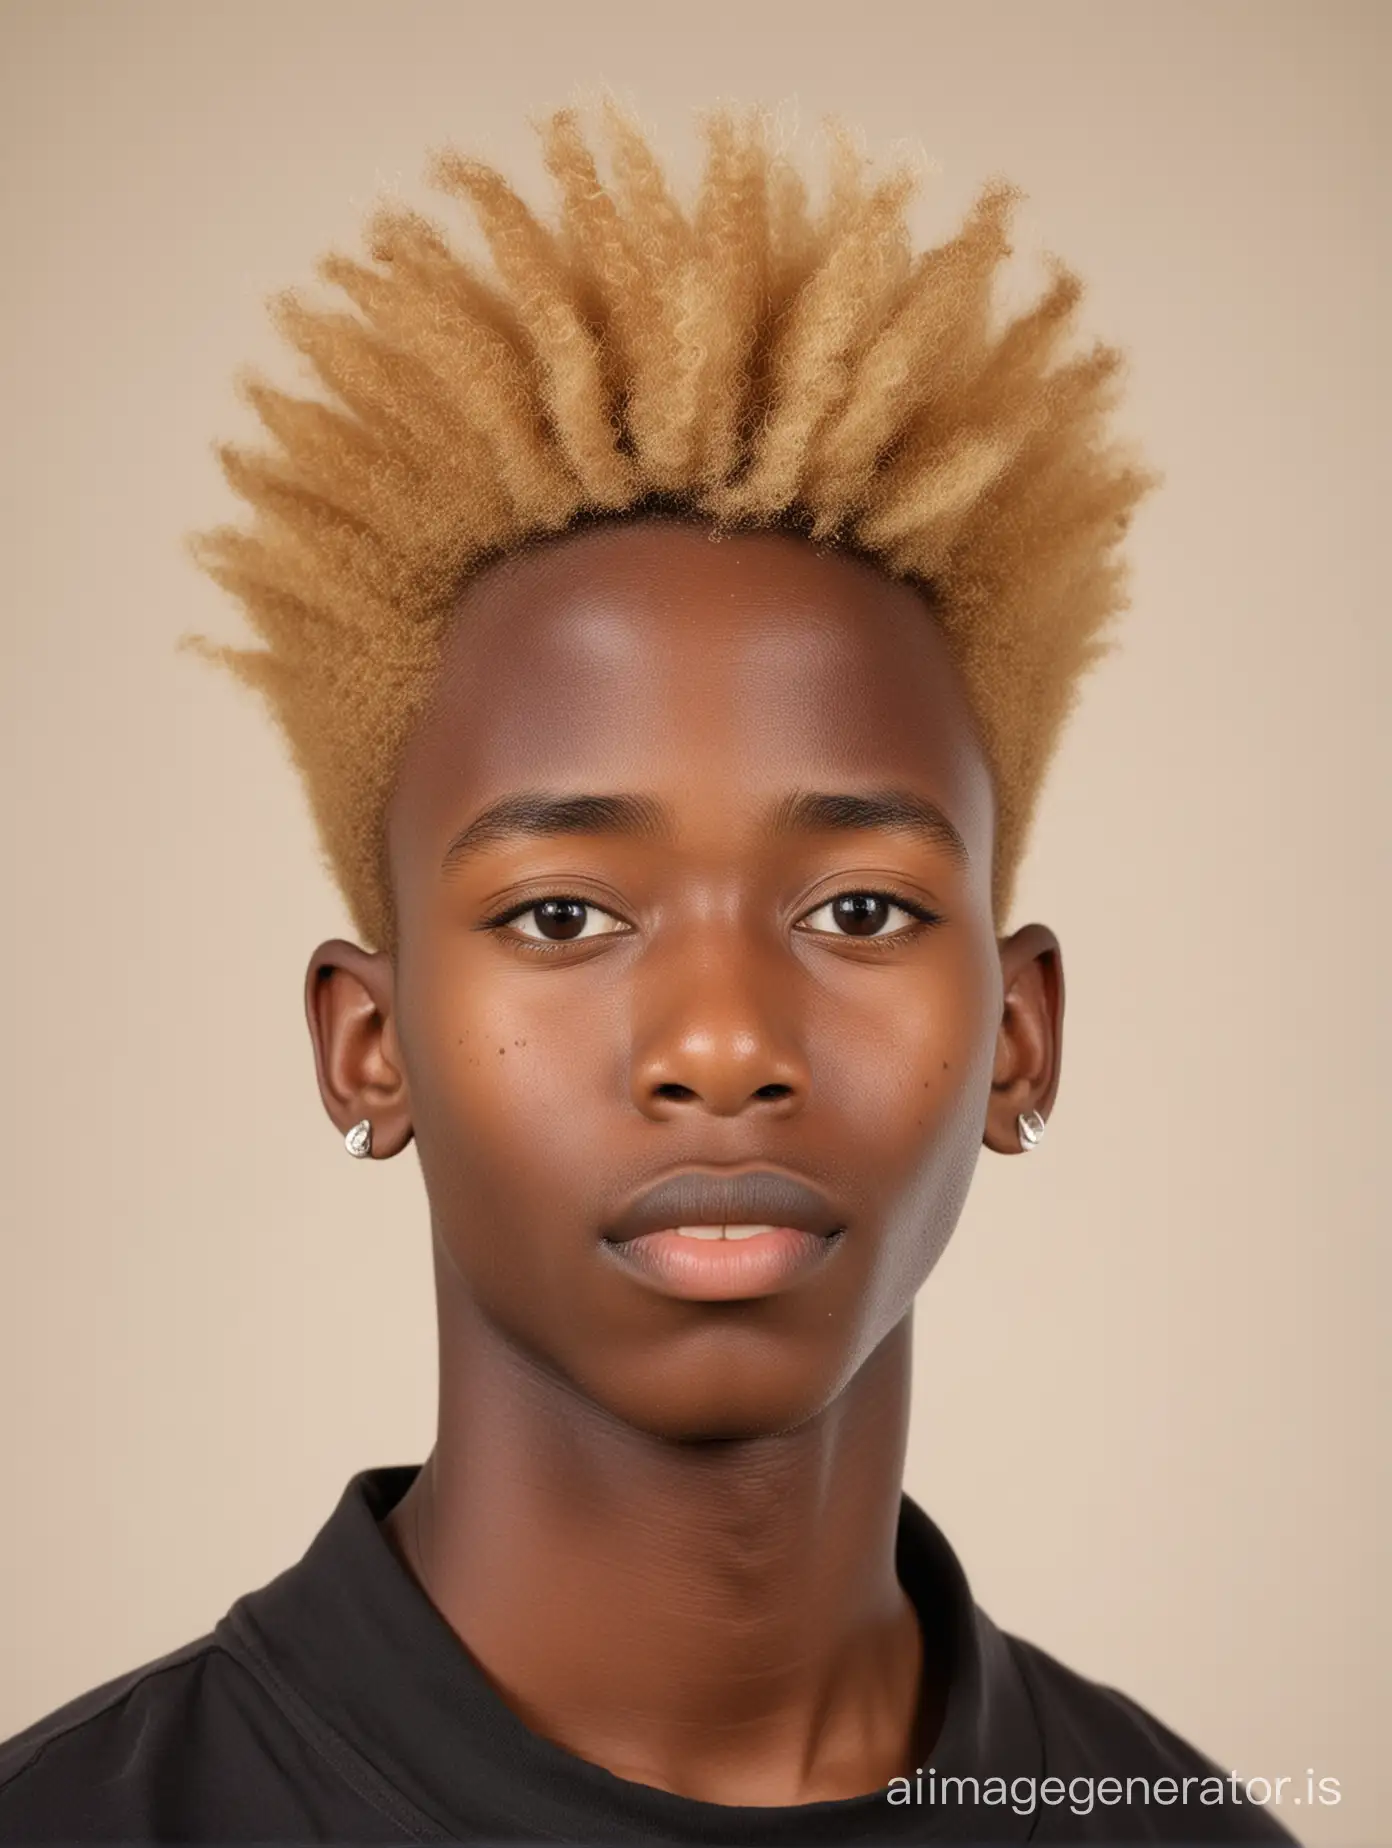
[628,928,811,1121]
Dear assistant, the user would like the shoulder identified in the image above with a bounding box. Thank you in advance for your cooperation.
[1003,1629,1301,1842]
[0,1635,224,1783]
[0,1634,219,1837]
[0,1631,350,1843]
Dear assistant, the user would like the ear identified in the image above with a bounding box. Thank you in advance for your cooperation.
[983,922,1064,1155]
[304,939,414,1159]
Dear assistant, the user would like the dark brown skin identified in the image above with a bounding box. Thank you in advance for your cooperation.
[305,519,1063,1806]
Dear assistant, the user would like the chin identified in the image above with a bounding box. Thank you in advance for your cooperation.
[580,1342,853,1445]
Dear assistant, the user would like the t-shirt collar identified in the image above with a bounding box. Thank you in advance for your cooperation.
[217,1464,1043,1844]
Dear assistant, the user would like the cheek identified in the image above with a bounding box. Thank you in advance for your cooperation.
[833,931,999,1326]
[396,955,611,1265]
[818,928,997,1145]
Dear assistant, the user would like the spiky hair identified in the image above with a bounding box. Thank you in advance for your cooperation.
[188,102,1159,950]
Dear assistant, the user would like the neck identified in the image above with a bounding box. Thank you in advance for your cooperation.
[382,1276,937,1806]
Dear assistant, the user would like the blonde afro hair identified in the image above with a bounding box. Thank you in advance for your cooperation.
[188,102,1160,950]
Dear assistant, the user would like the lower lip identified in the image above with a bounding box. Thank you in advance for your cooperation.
[605,1227,841,1300]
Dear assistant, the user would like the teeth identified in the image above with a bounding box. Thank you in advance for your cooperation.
[671,1224,781,1242]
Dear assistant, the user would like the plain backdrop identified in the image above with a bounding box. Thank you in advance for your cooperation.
[0,1,1386,1842]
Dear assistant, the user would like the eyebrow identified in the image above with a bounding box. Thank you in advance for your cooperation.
[440,786,970,873]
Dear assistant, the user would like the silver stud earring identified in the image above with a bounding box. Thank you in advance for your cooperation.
[344,1119,373,1160]
[1016,1109,1047,1151]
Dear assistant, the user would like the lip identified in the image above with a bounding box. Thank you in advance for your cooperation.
[600,1167,845,1302]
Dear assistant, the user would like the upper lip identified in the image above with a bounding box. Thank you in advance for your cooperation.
[601,1167,844,1244]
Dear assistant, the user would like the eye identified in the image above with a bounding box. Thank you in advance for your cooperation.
[798,891,936,939]
[496,897,630,943]
[483,888,939,951]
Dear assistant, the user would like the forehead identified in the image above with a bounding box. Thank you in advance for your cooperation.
[389,520,994,867]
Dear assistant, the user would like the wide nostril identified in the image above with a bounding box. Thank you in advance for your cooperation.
[652,1080,794,1104]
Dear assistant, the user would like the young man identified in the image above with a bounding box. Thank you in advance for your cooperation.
[0,106,1297,1843]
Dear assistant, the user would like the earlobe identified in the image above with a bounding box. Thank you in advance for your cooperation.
[304,939,414,1160]
[982,923,1064,1156]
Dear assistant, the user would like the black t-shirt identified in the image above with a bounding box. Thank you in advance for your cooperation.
[0,1464,1299,1844]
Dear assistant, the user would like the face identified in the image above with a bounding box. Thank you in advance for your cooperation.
[308,520,1062,1440]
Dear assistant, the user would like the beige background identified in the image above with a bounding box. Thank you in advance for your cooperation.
[1,0,1386,1841]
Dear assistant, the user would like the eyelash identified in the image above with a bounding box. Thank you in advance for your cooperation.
[477,889,944,957]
